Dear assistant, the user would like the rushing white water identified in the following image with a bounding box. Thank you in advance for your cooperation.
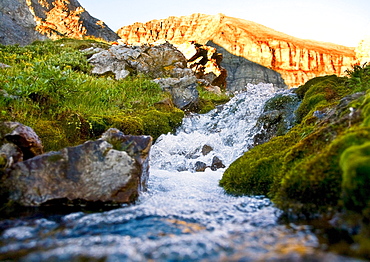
[151,83,278,172]
[0,83,360,261]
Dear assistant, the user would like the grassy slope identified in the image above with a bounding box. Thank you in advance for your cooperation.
[0,38,228,151]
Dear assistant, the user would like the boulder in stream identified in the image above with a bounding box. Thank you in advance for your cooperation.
[2,128,152,206]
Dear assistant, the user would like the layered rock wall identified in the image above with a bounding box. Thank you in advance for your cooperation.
[117,13,357,88]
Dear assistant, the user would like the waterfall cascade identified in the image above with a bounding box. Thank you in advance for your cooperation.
[151,83,279,172]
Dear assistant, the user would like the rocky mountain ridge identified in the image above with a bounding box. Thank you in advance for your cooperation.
[117,13,358,88]
[0,0,118,45]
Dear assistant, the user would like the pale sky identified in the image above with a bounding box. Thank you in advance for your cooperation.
[78,0,370,47]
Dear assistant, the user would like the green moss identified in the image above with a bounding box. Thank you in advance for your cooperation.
[141,109,184,140]
[295,75,350,123]
[105,115,144,136]
[195,85,230,114]
[32,120,69,152]
[47,153,64,162]
[340,141,370,211]
[220,133,299,196]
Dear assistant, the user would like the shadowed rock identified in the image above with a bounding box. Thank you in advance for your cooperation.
[194,161,207,172]
[211,156,225,171]
[2,128,152,206]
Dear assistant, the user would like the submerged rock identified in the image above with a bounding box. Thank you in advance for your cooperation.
[2,128,152,206]
[194,161,207,172]
[211,156,225,171]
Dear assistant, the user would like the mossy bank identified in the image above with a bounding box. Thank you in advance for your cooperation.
[0,39,228,151]
[220,65,370,259]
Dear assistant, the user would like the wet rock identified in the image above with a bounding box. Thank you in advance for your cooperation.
[194,161,207,172]
[2,128,152,206]
[253,91,300,146]
[211,156,225,171]
[201,145,213,156]
[100,128,152,191]
[1,122,43,160]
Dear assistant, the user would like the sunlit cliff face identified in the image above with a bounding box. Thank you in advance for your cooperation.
[356,36,370,65]
[26,0,87,39]
[117,13,358,88]
[24,0,117,41]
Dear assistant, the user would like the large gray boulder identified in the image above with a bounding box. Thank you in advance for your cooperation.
[2,128,152,206]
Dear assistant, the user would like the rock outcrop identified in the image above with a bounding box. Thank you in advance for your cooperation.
[1,128,152,206]
[88,42,200,110]
[117,13,357,88]
[0,0,47,45]
[0,0,118,46]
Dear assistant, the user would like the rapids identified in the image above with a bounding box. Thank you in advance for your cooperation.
[0,83,361,261]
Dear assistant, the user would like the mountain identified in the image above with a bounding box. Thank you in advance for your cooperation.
[117,13,358,88]
[0,0,118,46]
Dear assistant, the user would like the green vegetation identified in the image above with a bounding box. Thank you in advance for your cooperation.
[220,64,370,258]
[0,39,227,151]
[196,85,230,114]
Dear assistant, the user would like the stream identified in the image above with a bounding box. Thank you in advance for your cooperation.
[0,83,362,261]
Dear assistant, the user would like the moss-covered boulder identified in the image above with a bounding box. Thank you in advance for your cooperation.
[340,141,370,211]
[252,91,300,145]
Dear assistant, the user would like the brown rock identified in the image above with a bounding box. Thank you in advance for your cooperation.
[201,144,213,156]
[1,122,43,160]
[2,128,152,206]
[211,156,225,171]
[194,161,207,172]
[117,13,357,88]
